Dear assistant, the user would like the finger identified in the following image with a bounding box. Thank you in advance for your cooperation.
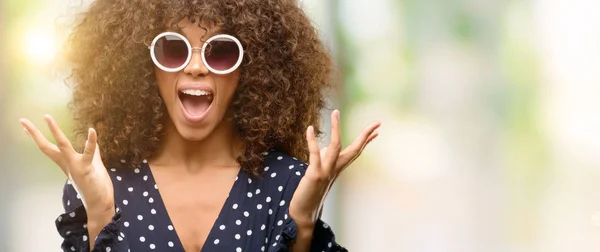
[324,110,342,172]
[44,114,77,158]
[335,126,380,172]
[341,121,380,158]
[81,128,97,165]
[20,118,68,174]
[306,125,322,171]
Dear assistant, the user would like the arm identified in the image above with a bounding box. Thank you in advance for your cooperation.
[57,180,127,252]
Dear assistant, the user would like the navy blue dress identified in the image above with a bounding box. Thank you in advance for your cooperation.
[55,148,346,252]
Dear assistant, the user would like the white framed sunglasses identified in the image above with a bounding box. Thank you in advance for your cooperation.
[148,31,244,74]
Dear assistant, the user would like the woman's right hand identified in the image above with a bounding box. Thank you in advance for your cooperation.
[19,115,115,222]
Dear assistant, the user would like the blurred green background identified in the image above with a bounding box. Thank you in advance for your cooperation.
[2,0,600,251]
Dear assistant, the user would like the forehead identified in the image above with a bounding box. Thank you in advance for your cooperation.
[166,18,223,42]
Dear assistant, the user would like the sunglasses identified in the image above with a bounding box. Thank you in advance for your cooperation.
[148,32,244,74]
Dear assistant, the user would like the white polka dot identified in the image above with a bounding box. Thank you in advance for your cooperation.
[261,224,265,230]
[120,159,126,163]
[279,200,286,206]
[154,184,158,189]
[67,200,70,206]
[264,166,269,171]
[247,230,252,235]
[69,212,76,218]
[293,157,298,160]
[256,189,261,194]
[219,224,226,230]
[273,242,277,247]
[143,191,148,197]
[76,194,81,199]
[168,225,174,231]
[257,204,263,210]
[120,232,125,238]
[137,215,143,220]
[235,234,241,239]
[244,211,249,217]
[277,220,283,226]
[276,235,280,240]
[214,239,220,244]
[122,200,128,205]
[134,168,140,173]
[278,186,283,192]
[265,237,269,243]
[328,242,332,247]
[270,172,277,178]
[143,175,148,181]
[148,225,154,230]
[289,165,294,169]
[139,236,145,242]
[116,176,122,181]
[143,159,148,163]
[268,209,273,215]
[168,241,174,247]
[248,178,252,184]
[70,246,75,251]
[235,176,238,181]
[82,235,87,241]
[65,231,71,235]
[149,244,155,249]
[83,223,87,228]
[266,197,272,202]
[247,192,253,198]
[262,151,269,155]
[106,247,111,252]
[295,171,301,176]
[233,203,238,209]
[58,216,63,222]
[285,213,288,219]
[323,223,329,228]
[128,187,133,192]
[124,221,130,227]
[110,168,116,172]
[236,247,242,252]
[236,219,241,225]
[277,156,283,160]
[118,236,123,242]
[149,197,154,203]
[151,209,156,214]
[261,246,265,251]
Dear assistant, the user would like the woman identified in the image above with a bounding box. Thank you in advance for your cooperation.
[20,0,380,251]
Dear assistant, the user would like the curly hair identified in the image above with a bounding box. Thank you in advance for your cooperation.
[61,0,334,175]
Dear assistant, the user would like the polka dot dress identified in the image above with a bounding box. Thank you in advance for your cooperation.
[55,149,346,252]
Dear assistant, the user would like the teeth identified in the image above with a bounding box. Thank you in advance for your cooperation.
[181,89,212,96]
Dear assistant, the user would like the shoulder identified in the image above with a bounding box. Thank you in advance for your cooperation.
[255,148,308,194]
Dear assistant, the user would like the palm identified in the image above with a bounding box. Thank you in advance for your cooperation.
[289,110,380,225]
[20,115,114,215]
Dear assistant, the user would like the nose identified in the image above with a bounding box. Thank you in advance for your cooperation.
[183,48,209,77]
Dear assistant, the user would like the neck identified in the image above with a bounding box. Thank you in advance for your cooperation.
[149,119,243,172]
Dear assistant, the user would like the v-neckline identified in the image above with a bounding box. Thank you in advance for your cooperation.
[143,162,244,252]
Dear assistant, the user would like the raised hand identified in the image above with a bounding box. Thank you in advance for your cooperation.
[20,115,115,248]
[289,110,380,227]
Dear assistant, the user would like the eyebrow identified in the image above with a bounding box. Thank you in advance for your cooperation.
[170,26,224,40]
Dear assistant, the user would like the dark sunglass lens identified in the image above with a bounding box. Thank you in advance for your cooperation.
[205,39,239,71]
[154,35,188,69]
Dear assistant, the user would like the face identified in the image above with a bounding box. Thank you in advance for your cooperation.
[153,19,241,141]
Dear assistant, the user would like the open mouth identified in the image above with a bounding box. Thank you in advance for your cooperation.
[178,89,214,119]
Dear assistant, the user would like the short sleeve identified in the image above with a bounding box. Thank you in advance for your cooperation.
[55,179,129,252]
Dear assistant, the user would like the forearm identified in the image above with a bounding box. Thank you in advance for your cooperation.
[86,210,114,250]
[290,221,315,252]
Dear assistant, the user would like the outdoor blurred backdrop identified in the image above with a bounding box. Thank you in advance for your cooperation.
[1,0,600,251]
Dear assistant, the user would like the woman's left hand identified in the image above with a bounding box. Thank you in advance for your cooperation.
[289,110,381,228]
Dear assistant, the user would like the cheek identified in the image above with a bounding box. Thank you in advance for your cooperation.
[155,69,177,100]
